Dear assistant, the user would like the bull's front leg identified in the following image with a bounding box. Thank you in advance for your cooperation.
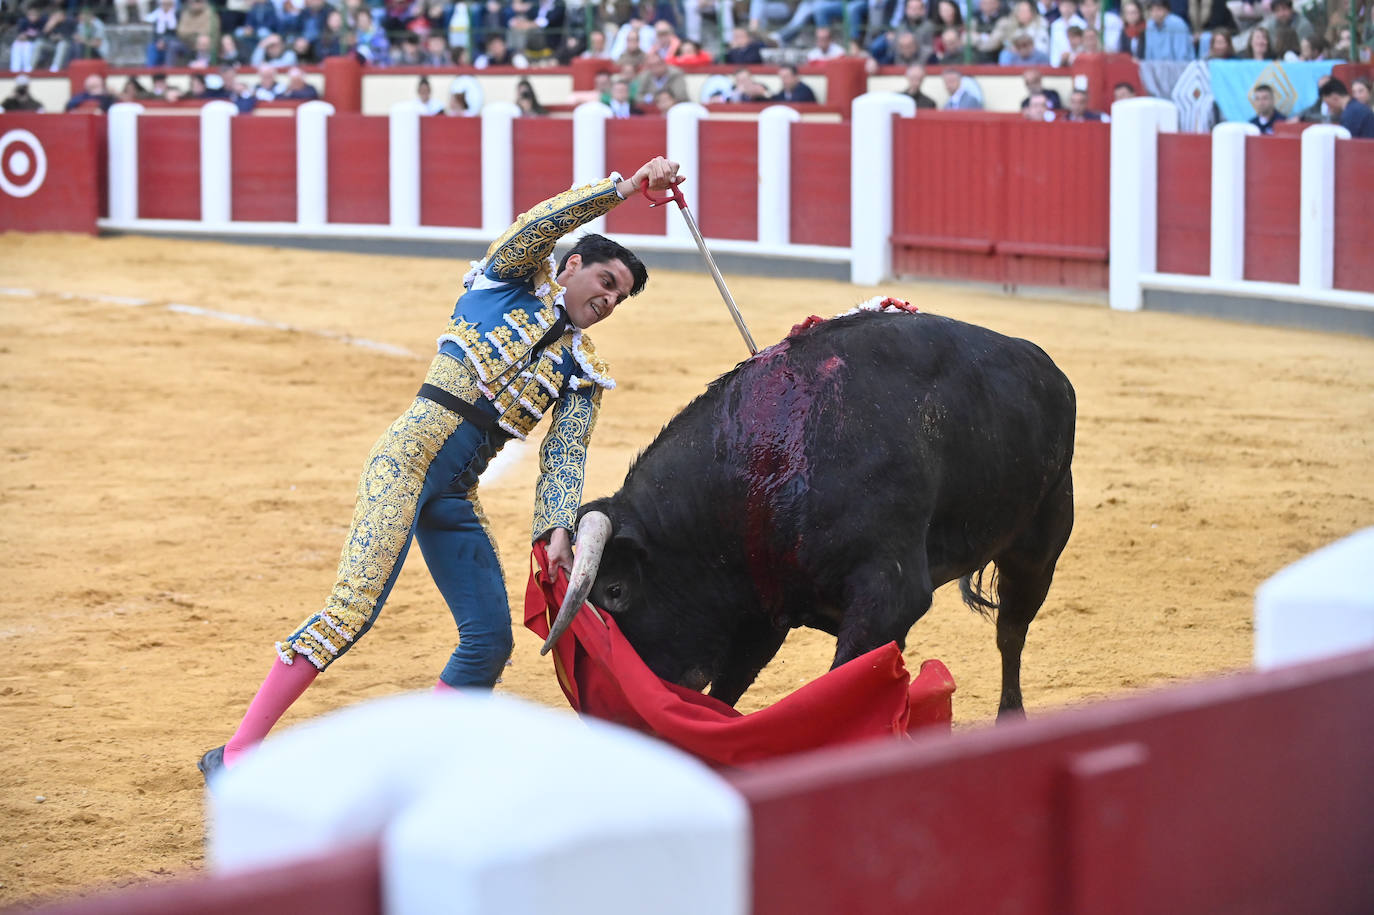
[832,556,933,669]
[707,615,789,707]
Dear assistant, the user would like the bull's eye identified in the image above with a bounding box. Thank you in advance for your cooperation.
[606,584,622,600]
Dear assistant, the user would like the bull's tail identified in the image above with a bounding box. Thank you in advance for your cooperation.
[959,564,1000,619]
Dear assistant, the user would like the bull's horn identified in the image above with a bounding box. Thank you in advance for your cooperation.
[540,511,612,655]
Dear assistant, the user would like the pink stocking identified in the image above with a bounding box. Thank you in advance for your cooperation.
[433,679,462,695]
[223,658,319,767]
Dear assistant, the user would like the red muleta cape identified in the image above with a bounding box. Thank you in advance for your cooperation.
[524,543,955,767]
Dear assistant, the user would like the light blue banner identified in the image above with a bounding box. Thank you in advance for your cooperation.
[1208,60,1336,122]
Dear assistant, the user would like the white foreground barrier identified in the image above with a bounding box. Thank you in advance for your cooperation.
[1254,527,1374,669]
[208,692,750,915]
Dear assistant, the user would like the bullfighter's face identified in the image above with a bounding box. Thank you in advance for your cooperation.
[558,254,634,329]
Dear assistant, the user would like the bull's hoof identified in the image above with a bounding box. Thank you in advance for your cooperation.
[197,745,226,784]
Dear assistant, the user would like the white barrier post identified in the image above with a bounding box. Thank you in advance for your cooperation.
[480,101,520,236]
[107,102,143,224]
[849,92,916,286]
[1255,527,1374,669]
[208,693,750,915]
[389,100,425,229]
[572,101,613,235]
[1209,122,1258,283]
[296,100,335,227]
[757,105,800,248]
[666,103,709,245]
[199,100,238,226]
[1298,124,1352,291]
[1108,97,1178,311]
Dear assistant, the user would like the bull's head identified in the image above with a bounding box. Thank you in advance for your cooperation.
[541,504,721,692]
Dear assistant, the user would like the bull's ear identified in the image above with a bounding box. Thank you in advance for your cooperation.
[611,518,649,562]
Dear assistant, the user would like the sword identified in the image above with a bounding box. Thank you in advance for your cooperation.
[641,177,758,356]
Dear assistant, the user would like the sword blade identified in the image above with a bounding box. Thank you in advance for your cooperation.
[678,206,758,355]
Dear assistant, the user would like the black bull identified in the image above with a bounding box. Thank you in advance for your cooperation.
[546,309,1076,716]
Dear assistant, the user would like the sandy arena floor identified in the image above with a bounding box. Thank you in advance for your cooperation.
[1,232,1371,906]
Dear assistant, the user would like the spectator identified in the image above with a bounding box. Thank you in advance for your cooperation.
[475,33,527,67]
[639,52,689,104]
[298,0,332,47]
[607,76,639,116]
[724,26,766,63]
[1001,32,1050,65]
[1187,0,1237,40]
[1143,0,1192,60]
[353,9,392,63]
[936,27,966,62]
[277,0,304,39]
[514,76,548,115]
[145,0,183,67]
[231,73,258,112]
[178,0,221,61]
[933,0,963,31]
[748,0,792,36]
[70,7,110,62]
[1078,0,1121,50]
[1047,0,1087,64]
[219,34,244,67]
[1247,82,1284,134]
[1056,24,1088,64]
[902,62,937,107]
[1298,74,1332,122]
[649,18,682,58]
[280,67,319,100]
[413,76,444,113]
[1238,24,1275,59]
[968,0,1008,63]
[609,7,657,62]
[64,72,115,111]
[870,0,938,62]
[187,72,210,99]
[1118,0,1146,57]
[616,26,648,69]
[254,63,283,99]
[668,38,714,65]
[314,10,346,57]
[1023,90,1054,120]
[808,25,847,60]
[2,74,44,111]
[583,29,612,58]
[251,33,297,66]
[1261,0,1313,42]
[1206,28,1234,57]
[1319,78,1374,138]
[1063,87,1105,120]
[942,67,983,108]
[991,0,1048,59]
[1352,78,1373,107]
[1020,69,1061,109]
[149,71,169,97]
[240,0,280,49]
[770,63,817,101]
[187,33,215,68]
[652,86,677,113]
[394,33,427,65]
[422,33,453,64]
[1112,80,1137,101]
[728,67,770,101]
[1273,25,1301,60]
[381,0,421,33]
[1298,33,1327,59]
[1081,27,1102,53]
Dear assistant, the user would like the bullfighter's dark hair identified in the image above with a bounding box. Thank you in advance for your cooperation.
[560,233,649,299]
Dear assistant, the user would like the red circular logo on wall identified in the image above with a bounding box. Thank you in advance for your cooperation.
[0,130,49,199]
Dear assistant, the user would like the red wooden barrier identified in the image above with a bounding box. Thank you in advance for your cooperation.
[891,114,1108,289]
[789,122,849,248]
[230,117,296,223]
[326,114,389,224]
[511,118,572,216]
[1242,135,1300,285]
[1156,132,1211,277]
[137,116,200,221]
[697,120,759,241]
[0,113,102,233]
[732,649,1374,915]
[419,116,483,228]
[604,118,668,236]
[1332,139,1374,294]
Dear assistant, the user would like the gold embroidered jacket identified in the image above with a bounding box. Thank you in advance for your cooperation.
[433,175,624,541]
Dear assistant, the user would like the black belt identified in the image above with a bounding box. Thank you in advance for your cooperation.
[418,383,510,443]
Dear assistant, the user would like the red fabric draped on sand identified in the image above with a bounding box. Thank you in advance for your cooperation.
[524,543,955,768]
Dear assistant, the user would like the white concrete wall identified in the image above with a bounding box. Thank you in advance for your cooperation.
[1255,528,1374,669]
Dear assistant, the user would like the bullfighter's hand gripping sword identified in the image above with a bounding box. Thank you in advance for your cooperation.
[641,177,758,356]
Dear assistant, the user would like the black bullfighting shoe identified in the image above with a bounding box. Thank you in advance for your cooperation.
[197,745,226,785]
